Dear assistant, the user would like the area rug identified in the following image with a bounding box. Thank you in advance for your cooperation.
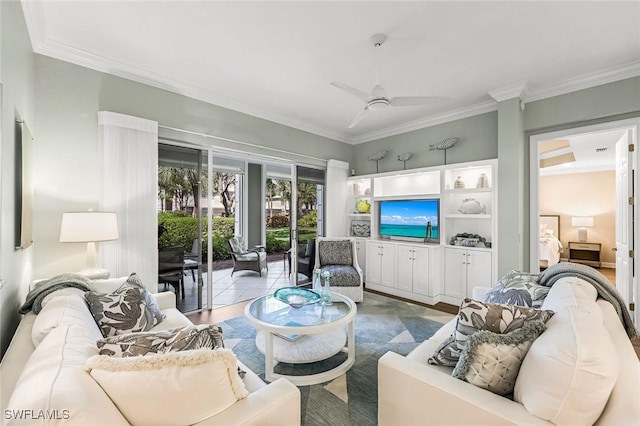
[218,292,453,426]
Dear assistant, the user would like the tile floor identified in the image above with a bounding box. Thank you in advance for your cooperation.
[172,259,310,313]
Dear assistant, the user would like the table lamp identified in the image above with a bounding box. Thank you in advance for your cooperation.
[571,216,593,242]
[59,211,119,278]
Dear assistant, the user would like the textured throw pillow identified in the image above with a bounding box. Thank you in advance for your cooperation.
[97,324,224,357]
[85,273,165,337]
[85,349,248,426]
[484,270,550,308]
[428,298,554,366]
[452,321,546,396]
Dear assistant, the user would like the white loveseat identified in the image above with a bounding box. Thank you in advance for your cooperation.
[378,277,640,425]
[1,283,300,425]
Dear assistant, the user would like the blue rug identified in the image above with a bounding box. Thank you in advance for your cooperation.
[218,292,451,426]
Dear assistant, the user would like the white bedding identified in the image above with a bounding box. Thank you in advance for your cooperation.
[540,235,563,266]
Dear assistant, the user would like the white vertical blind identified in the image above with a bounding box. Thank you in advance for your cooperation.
[98,112,159,292]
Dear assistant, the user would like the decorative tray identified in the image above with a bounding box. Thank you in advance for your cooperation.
[274,287,321,309]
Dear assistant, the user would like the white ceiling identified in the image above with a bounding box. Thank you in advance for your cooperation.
[21,1,640,144]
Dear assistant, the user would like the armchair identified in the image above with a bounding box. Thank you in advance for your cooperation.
[315,237,363,302]
[228,236,268,277]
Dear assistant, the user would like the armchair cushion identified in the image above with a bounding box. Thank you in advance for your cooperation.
[228,237,243,254]
[321,265,360,287]
[318,240,353,266]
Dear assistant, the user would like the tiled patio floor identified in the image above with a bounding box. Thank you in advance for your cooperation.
[173,259,310,313]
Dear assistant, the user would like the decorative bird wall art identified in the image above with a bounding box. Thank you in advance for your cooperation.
[428,137,459,165]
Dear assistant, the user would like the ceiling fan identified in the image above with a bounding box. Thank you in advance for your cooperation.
[331,33,447,129]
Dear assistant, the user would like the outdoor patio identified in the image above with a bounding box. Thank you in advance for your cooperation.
[171,258,311,312]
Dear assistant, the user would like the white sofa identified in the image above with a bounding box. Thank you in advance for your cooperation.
[1,286,300,425]
[378,277,640,426]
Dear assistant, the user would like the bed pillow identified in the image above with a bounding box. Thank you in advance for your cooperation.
[452,320,546,396]
[428,298,554,366]
[483,270,549,308]
[85,273,165,337]
[85,349,248,426]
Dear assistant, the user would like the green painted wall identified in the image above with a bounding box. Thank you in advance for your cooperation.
[0,0,36,358]
[350,111,498,175]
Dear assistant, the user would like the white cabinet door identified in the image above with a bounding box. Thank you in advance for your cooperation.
[366,242,381,284]
[379,242,396,288]
[444,248,467,299]
[466,251,493,291]
[396,245,414,292]
[412,246,430,295]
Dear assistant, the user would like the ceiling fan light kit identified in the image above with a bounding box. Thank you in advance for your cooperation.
[331,33,448,129]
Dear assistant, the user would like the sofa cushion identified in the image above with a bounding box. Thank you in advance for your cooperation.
[6,324,129,425]
[541,276,598,312]
[452,320,546,396]
[97,324,225,357]
[514,306,618,425]
[32,294,102,347]
[428,298,554,366]
[85,273,165,337]
[321,265,360,287]
[318,240,353,266]
[89,276,128,294]
[85,349,248,426]
[483,270,549,308]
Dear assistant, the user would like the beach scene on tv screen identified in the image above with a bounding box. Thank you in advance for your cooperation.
[380,200,439,239]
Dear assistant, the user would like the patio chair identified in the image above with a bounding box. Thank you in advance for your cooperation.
[315,237,363,302]
[183,239,200,280]
[289,238,316,280]
[158,246,186,298]
[228,236,268,277]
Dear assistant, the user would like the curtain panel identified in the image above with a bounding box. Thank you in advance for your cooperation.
[98,112,158,292]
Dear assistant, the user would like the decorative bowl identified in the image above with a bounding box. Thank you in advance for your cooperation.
[274,287,321,309]
[456,237,480,247]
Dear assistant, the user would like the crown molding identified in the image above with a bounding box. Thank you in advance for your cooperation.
[525,60,640,103]
[346,100,498,144]
[488,82,531,103]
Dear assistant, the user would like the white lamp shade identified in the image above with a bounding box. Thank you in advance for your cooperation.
[571,216,594,228]
[59,212,119,242]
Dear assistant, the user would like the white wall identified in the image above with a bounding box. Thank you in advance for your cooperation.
[0,0,36,358]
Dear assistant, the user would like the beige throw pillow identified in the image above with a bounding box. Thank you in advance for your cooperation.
[85,349,248,426]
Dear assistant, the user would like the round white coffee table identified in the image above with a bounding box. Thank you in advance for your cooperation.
[245,291,356,386]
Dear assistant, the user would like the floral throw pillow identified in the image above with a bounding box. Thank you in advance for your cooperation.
[428,298,554,367]
[484,270,550,308]
[97,324,225,357]
[85,273,165,338]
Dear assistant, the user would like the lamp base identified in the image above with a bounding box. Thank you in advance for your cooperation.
[77,268,110,280]
[578,228,587,243]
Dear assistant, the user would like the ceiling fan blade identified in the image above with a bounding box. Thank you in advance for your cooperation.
[348,109,368,129]
[389,96,448,106]
[331,81,369,102]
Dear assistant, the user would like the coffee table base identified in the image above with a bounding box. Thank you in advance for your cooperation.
[255,322,355,386]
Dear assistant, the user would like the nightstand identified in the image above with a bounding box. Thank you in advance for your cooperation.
[568,242,601,268]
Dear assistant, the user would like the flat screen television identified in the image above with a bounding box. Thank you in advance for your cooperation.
[379,199,439,242]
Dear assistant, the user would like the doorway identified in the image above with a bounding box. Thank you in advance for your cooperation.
[529,118,640,325]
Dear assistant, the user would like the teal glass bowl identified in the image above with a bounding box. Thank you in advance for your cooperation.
[274,287,321,309]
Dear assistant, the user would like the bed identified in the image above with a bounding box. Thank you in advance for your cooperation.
[539,215,563,269]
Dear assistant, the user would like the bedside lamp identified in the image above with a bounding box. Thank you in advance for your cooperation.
[571,216,593,242]
[59,211,119,279]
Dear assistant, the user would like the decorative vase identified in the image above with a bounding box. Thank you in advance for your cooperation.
[454,176,465,189]
[355,199,371,213]
[476,173,489,188]
[321,271,332,306]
